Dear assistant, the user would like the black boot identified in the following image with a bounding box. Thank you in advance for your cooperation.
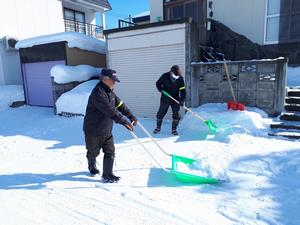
[102,154,120,183]
[87,156,100,176]
[153,119,162,133]
[172,119,179,135]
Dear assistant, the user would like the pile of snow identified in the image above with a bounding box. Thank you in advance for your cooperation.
[51,64,102,84]
[0,85,24,110]
[176,157,229,181]
[15,32,107,54]
[56,80,98,115]
[179,103,271,136]
[287,66,300,86]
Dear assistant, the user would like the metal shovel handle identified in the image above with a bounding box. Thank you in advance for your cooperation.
[130,130,170,173]
[162,90,205,122]
[137,121,171,156]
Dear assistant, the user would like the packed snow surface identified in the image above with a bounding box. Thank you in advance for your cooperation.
[0,85,24,110]
[0,87,300,225]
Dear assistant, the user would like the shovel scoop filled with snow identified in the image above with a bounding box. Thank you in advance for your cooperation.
[171,155,222,184]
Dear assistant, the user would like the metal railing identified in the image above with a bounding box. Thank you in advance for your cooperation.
[118,19,136,28]
[64,19,103,39]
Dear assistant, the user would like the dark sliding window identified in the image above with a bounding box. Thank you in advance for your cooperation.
[63,8,86,34]
[164,0,199,23]
[266,0,300,43]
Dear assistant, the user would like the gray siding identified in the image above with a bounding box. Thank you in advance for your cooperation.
[0,39,22,85]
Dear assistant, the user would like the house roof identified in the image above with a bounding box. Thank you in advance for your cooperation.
[83,0,112,10]
[132,11,150,23]
[133,11,150,18]
[104,18,191,35]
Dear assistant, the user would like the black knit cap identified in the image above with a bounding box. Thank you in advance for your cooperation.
[101,68,120,82]
[170,65,181,76]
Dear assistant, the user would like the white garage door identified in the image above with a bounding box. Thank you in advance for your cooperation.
[109,43,185,119]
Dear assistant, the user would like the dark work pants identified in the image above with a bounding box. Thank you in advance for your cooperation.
[156,101,180,120]
[85,134,115,160]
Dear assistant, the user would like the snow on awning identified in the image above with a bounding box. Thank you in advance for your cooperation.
[51,64,102,84]
[15,32,107,54]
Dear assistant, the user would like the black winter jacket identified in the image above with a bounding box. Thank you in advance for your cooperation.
[83,81,133,136]
[156,72,186,104]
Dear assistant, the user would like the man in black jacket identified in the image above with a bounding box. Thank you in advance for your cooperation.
[83,68,137,183]
[154,65,186,135]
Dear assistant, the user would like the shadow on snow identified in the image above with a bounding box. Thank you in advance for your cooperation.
[200,149,300,224]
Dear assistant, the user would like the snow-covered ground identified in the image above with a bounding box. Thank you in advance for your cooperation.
[0,85,24,110]
[0,87,299,225]
[287,66,300,87]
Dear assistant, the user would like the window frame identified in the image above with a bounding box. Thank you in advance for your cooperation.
[164,0,200,23]
[264,0,300,44]
[63,7,86,23]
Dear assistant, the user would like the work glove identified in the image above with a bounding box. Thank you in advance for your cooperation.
[179,100,184,107]
[128,114,138,126]
[122,119,133,132]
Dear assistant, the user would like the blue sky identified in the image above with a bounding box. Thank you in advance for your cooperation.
[96,0,149,29]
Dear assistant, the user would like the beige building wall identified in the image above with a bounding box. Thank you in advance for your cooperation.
[210,0,266,44]
[66,47,106,68]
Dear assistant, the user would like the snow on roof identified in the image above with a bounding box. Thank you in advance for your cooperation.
[51,64,102,84]
[84,0,112,10]
[133,11,150,18]
[15,32,107,54]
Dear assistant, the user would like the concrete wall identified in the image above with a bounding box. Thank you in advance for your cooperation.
[0,39,22,85]
[209,0,266,44]
[190,58,287,116]
[0,0,64,40]
[150,0,163,23]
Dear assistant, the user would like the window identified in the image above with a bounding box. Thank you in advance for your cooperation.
[265,0,300,43]
[265,0,280,42]
[164,0,199,23]
[266,16,280,42]
[290,14,300,39]
[172,5,184,19]
[63,8,86,34]
[186,2,198,21]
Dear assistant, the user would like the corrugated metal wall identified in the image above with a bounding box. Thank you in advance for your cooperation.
[109,44,185,119]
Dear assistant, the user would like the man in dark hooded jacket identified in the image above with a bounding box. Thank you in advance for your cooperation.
[154,65,186,135]
[83,68,137,183]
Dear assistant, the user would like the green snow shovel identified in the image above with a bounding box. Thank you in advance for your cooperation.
[162,90,218,134]
[130,121,221,184]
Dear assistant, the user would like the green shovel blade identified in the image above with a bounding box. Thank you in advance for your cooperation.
[204,120,218,134]
[171,154,220,184]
